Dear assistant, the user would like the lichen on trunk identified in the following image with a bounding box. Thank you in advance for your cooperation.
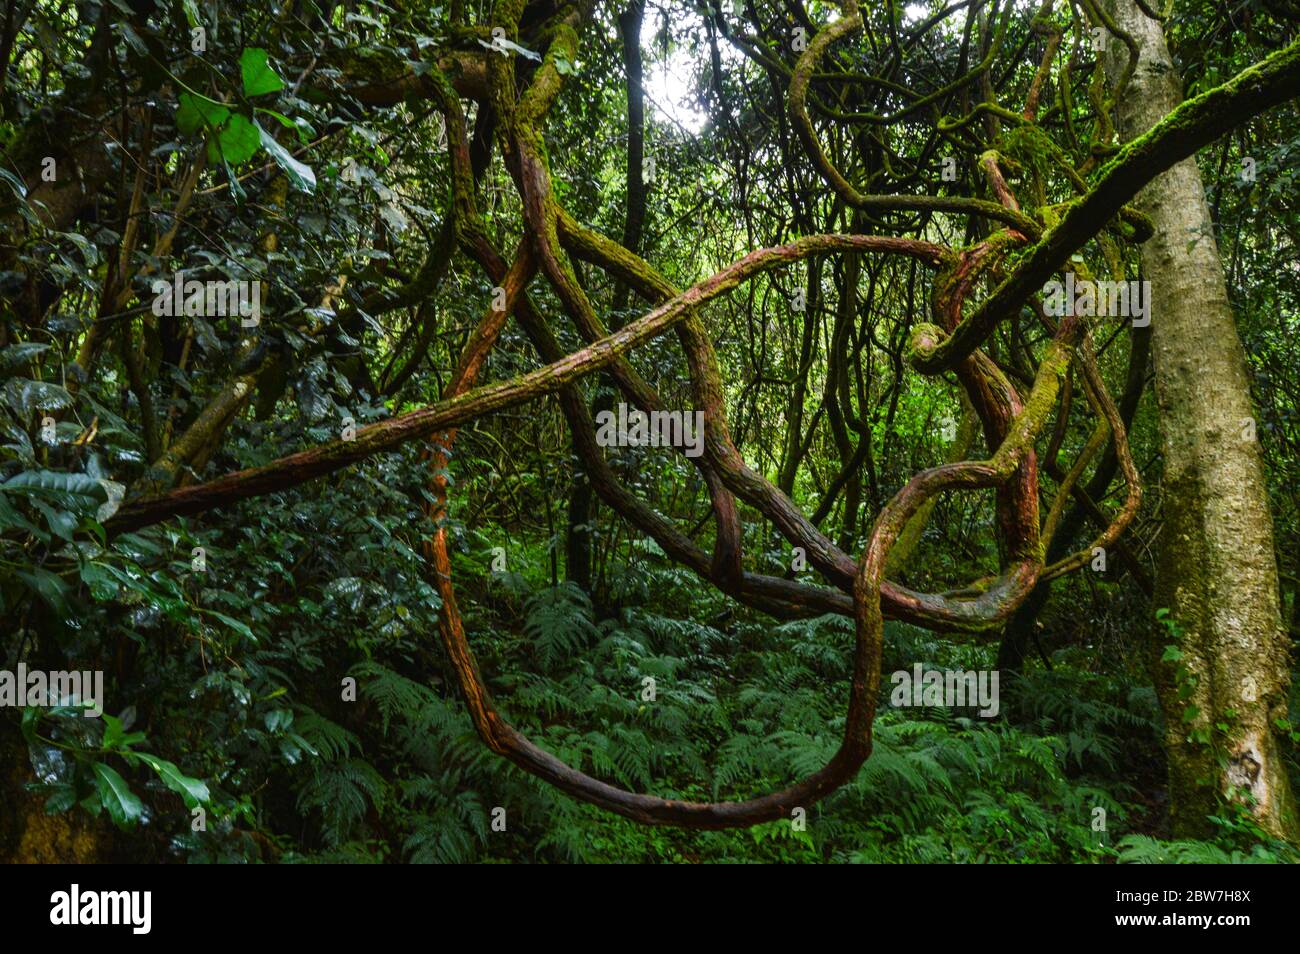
[1104,0,1299,842]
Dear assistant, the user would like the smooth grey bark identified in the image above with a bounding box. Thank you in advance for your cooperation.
[1105,0,1298,841]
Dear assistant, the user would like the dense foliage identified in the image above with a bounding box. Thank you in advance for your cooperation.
[1,0,1298,862]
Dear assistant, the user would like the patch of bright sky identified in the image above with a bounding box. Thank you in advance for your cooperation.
[640,2,940,135]
[640,6,710,134]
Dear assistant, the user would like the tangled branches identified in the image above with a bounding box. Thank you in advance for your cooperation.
[101,2,1300,828]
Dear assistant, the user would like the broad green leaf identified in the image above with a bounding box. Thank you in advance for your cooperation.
[92,762,145,829]
[258,125,316,193]
[209,114,260,165]
[44,784,78,815]
[0,342,50,370]
[102,714,146,750]
[17,568,71,615]
[4,470,109,512]
[239,48,285,97]
[206,610,257,643]
[256,108,313,144]
[136,753,210,809]
[31,498,76,541]
[80,562,120,601]
[3,378,73,416]
[176,92,229,135]
[264,708,293,733]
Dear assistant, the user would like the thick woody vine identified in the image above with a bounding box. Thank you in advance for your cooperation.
[94,5,1300,828]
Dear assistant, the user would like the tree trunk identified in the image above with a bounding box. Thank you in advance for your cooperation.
[1105,0,1299,841]
[0,718,105,862]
